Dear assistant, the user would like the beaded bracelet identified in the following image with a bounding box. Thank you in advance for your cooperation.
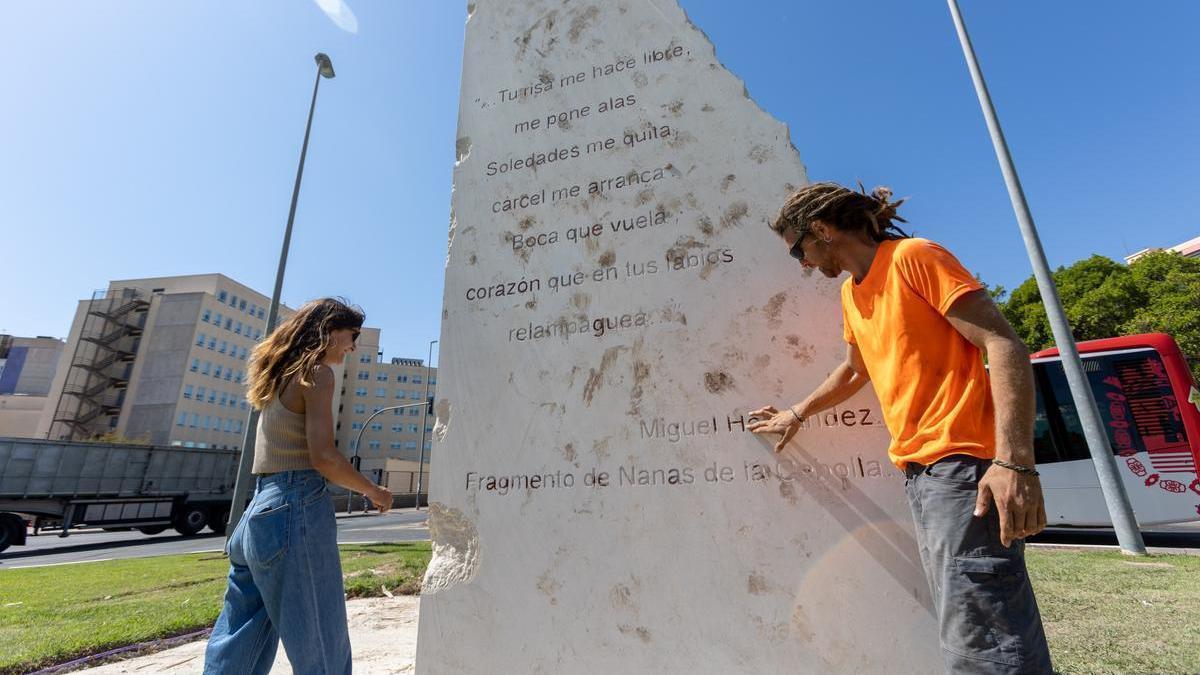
[992,458,1039,476]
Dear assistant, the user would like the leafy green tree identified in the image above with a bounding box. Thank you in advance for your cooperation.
[996,251,1200,380]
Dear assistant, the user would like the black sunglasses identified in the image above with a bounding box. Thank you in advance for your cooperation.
[789,229,810,263]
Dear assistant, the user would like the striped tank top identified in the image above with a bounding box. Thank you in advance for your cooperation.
[252,395,313,474]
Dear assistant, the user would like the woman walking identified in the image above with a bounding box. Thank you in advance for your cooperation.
[204,298,393,674]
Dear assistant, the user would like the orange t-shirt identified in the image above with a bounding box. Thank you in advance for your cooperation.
[841,238,994,469]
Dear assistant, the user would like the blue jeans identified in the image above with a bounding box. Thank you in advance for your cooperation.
[203,470,351,675]
[905,455,1052,674]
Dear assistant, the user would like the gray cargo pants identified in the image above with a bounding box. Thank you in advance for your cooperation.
[905,455,1053,674]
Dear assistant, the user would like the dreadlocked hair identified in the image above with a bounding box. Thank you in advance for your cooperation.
[771,181,911,242]
[246,297,365,409]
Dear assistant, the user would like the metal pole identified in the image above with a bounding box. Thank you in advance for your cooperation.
[415,340,438,511]
[351,402,429,511]
[946,0,1145,554]
[226,62,327,545]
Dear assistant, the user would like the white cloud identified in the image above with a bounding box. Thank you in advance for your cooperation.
[313,0,359,34]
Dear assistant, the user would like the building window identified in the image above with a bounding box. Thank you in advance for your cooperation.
[413,376,423,385]
[355,387,367,396]
[234,419,243,433]
[202,309,211,323]
[375,388,386,398]
[218,341,227,354]
[405,441,417,450]
[240,347,248,360]
[208,390,217,403]
[424,441,432,451]
[353,404,365,414]
[241,401,248,411]
[391,442,403,450]
[397,375,408,383]
[183,384,193,399]
[357,371,369,380]
[190,358,200,372]
[351,422,363,430]
[395,390,405,399]
[219,392,228,407]
[214,312,223,326]
[393,409,403,416]
[207,337,216,350]
[410,390,422,400]
[391,425,402,433]
[429,377,436,385]
[202,361,211,375]
[371,422,383,431]
[196,332,206,346]
[409,424,419,433]
[224,371,232,381]
[196,386,206,401]
[230,294,238,308]
[409,408,420,416]
[235,321,242,335]
[234,371,242,384]
[368,441,381,450]
[359,355,371,364]
[177,411,187,426]
[257,308,264,319]
[376,373,388,381]
[214,365,223,379]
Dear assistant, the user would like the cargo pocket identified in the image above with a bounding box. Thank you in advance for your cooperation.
[245,501,291,569]
[943,555,1024,667]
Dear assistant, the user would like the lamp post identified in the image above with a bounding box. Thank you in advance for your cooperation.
[415,340,438,510]
[350,402,429,513]
[946,1,1145,554]
[226,53,337,544]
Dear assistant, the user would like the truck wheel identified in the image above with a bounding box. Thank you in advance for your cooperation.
[0,514,24,553]
[173,506,208,536]
[207,508,230,536]
[137,525,168,535]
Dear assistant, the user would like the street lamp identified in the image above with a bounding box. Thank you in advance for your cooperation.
[946,1,1144,554]
[415,340,438,510]
[226,52,337,544]
[350,402,429,513]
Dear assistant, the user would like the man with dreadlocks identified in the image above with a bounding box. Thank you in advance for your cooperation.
[749,182,1052,673]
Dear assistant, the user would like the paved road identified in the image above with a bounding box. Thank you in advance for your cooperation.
[0,510,429,569]
[1031,521,1200,554]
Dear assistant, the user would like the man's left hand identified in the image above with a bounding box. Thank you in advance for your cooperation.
[974,462,1047,547]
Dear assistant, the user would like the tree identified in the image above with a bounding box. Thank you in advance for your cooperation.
[997,251,1200,380]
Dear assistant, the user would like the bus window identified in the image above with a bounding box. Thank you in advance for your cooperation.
[1039,349,1189,464]
[1031,374,1067,464]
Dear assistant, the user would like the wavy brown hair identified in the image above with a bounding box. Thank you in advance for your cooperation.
[772,181,911,241]
[246,297,365,409]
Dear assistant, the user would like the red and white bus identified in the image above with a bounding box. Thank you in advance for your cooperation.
[1030,333,1200,526]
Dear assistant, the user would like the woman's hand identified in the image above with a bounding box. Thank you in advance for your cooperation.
[367,485,393,513]
[747,405,802,453]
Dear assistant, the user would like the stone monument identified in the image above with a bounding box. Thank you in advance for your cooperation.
[417,1,942,671]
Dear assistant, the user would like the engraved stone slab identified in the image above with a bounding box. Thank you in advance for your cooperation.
[417,1,941,671]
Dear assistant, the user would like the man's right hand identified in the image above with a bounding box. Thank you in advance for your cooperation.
[367,485,393,513]
[747,405,802,453]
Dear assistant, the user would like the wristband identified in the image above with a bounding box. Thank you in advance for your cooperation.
[992,458,1039,476]
[789,406,805,425]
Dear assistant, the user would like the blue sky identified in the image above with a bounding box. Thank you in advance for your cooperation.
[2,1,1197,359]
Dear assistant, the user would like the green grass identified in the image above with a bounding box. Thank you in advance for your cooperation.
[0,542,430,674]
[1027,548,1200,674]
[1,544,1195,674]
